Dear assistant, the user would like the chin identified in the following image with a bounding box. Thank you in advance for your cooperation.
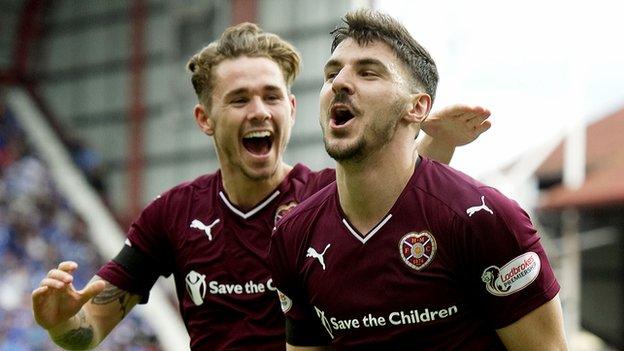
[241,163,277,181]
[326,145,365,161]
[324,139,365,161]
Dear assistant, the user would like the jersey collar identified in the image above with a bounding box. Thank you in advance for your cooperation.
[218,190,281,219]
[342,214,393,244]
[216,164,310,219]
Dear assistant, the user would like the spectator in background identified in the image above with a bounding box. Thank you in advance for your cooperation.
[67,136,107,197]
[0,90,25,170]
[0,91,161,350]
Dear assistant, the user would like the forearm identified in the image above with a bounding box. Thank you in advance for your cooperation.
[47,309,101,350]
[416,134,455,165]
[48,278,139,350]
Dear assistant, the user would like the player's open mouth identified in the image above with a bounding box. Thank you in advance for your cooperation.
[242,130,274,155]
[330,104,356,127]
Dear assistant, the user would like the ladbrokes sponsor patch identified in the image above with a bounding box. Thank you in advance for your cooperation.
[481,252,541,296]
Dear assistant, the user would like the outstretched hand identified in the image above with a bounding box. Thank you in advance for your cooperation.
[421,105,491,146]
[32,261,106,331]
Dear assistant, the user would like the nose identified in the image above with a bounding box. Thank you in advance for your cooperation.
[331,68,354,95]
[247,96,271,121]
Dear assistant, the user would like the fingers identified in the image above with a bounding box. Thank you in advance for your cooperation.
[430,105,486,120]
[40,277,71,289]
[36,261,78,291]
[465,108,490,122]
[474,120,492,135]
[32,285,49,299]
[78,280,107,302]
[466,107,491,128]
[44,268,75,285]
[469,105,490,116]
[467,115,487,128]
[58,261,78,273]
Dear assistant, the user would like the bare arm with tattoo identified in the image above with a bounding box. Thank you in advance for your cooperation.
[32,261,141,350]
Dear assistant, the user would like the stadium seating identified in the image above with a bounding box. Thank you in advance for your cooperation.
[0,106,161,350]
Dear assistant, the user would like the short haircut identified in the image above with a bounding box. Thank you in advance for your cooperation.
[188,23,301,107]
[331,8,439,101]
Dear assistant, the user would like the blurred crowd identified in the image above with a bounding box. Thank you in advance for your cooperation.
[0,100,161,350]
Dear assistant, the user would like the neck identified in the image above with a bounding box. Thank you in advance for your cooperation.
[336,138,418,234]
[221,162,292,209]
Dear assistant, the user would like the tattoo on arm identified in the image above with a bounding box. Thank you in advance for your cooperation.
[52,310,94,349]
[91,278,133,318]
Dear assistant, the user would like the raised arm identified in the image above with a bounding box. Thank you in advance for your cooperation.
[417,104,491,164]
[496,294,568,351]
[32,261,140,350]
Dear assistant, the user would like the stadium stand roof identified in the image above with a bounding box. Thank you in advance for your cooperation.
[537,106,624,209]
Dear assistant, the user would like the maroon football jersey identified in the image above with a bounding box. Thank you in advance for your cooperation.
[98,164,335,350]
[269,157,560,350]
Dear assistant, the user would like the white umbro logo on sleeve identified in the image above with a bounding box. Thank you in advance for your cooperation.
[466,196,493,217]
[190,219,221,241]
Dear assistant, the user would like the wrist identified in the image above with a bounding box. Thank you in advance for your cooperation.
[418,134,455,165]
[48,311,96,350]
[47,316,79,338]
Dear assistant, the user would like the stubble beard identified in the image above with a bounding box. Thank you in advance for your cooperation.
[323,107,401,163]
[324,138,365,162]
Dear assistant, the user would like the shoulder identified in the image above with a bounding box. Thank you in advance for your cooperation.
[418,160,536,252]
[273,182,336,240]
[145,172,219,211]
[288,164,336,192]
[415,158,521,221]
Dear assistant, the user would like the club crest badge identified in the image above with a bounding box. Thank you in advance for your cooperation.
[274,201,298,225]
[399,231,437,270]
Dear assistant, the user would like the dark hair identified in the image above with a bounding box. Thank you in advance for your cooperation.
[188,23,301,107]
[331,8,438,101]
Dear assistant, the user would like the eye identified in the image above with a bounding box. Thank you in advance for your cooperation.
[324,71,338,81]
[360,70,378,78]
[265,95,280,101]
[231,97,248,105]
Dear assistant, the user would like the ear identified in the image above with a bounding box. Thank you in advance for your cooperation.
[405,93,432,124]
[288,94,297,126]
[194,103,215,136]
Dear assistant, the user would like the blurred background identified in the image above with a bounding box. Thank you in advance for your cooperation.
[0,0,622,350]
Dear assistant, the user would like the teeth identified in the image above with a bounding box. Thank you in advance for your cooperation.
[243,131,271,139]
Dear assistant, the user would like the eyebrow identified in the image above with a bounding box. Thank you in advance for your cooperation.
[224,85,284,99]
[324,57,390,73]
[324,59,342,71]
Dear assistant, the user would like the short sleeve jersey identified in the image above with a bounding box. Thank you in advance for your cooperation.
[268,157,560,350]
[97,164,335,351]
